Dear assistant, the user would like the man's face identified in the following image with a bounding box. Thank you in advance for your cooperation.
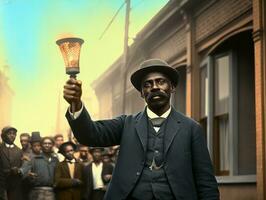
[63,145,75,160]
[79,146,89,159]
[92,149,102,162]
[4,130,17,144]
[31,142,41,155]
[55,136,64,148]
[20,136,30,150]
[141,72,174,111]
[41,138,54,154]
[102,155,111,163]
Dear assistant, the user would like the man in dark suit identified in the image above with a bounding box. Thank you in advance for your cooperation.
[0,126,23,200]
[83,147,113,200]
[63,58,220,200]
[54,141,84,200]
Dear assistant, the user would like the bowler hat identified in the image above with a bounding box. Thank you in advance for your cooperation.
[130,58,179,91]
[1,126,17,136]
[59,141,77,154]
[31,131,42,143]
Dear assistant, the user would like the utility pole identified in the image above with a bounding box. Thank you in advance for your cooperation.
[120,0,131,114]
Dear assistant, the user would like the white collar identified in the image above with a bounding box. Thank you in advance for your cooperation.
[146,106,171,119]
[5,143,14,148]
[66,159,76,163]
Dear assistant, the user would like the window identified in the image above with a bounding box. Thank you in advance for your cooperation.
[214,54,230,176]
[200,47,256,181]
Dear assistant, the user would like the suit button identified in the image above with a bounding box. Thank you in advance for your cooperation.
[136,172,140,176]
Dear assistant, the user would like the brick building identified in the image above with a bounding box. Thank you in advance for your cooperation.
[91,0,266,199]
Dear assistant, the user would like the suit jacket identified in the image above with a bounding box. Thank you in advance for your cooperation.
[83,162,114,200]
[0,143,23,200]
[54,160,84,200]
[66,106,220,200]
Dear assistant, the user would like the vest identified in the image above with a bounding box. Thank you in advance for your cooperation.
[129,118,175,200]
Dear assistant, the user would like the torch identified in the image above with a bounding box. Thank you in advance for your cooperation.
[56,37,84,113]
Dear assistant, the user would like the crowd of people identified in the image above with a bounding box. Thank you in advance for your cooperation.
[0,126,119,200]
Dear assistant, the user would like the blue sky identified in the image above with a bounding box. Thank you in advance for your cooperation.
[0,0,169,135]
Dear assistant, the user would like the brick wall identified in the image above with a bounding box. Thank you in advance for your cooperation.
[150,27,186,61]
[195,0,252,43]
[253,0,266,198]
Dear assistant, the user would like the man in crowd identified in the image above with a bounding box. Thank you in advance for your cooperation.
[22,136,58,200]
[83,147,113,200]
[54,141,84,200]
[0,126,23,200]
[53,134,64,162]
[30,131,42,158]
[20,132,31,160]
[77,144,91,166]
[101,148,112,165]
[20,131,42,200]
[63,58,219,199]
[107,146,119,166]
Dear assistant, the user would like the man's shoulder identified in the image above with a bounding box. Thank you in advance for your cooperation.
[75,161,84,167]
[58,160,66,164]
[14,145,22,151]
[171,109,201,127]
[124,110,145,120]
[84,162,92,171]
[31,154,44,160]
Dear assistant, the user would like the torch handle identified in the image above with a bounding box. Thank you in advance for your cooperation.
[70,74,77,115]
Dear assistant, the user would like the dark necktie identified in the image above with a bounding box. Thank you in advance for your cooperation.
[150,117,165,127]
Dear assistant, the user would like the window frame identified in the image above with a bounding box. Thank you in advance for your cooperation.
[200,51,256,183]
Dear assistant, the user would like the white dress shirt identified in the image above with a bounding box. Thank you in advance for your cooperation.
[92,162,104,190]
[146,106,171,132]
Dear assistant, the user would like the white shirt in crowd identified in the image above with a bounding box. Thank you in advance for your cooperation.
[92,162,104,190]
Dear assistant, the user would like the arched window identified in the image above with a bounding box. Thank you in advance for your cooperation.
[200,31,256,181]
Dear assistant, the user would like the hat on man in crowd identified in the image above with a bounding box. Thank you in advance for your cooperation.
[130,58,179,91]
[1,126,17,137]
[31,131,42,143]
[59,141,77,154]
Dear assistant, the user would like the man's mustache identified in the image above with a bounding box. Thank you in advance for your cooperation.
[147,91,168,99]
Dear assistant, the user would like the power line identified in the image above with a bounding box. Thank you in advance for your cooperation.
[99,1,126,40]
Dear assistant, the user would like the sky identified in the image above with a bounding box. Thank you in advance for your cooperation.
[0,0,169,140]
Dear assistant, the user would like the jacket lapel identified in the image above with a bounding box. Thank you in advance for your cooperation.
[164,108,182,156]
[0,144,11,163]
[73,162,81,178]
[62,161,71,178]
[135,110,148,152]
